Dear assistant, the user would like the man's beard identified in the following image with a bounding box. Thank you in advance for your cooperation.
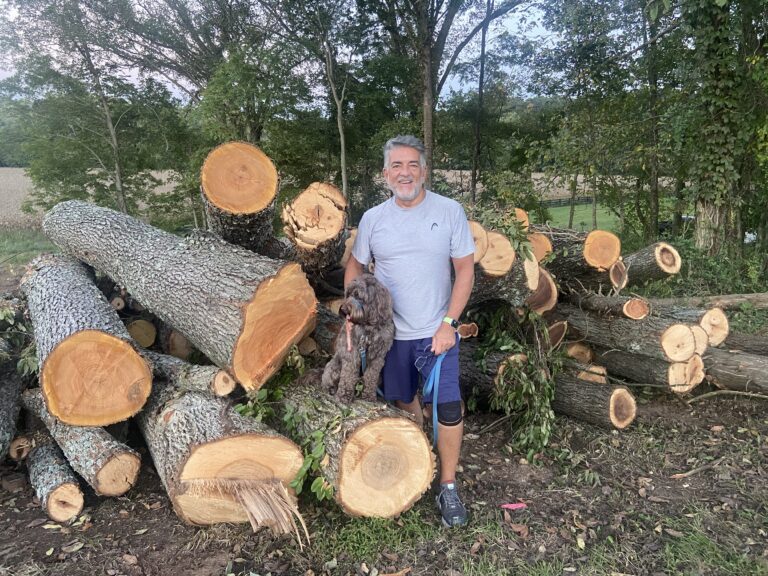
[388,180,423,202]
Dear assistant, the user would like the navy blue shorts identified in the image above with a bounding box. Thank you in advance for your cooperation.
[381,336,462,405]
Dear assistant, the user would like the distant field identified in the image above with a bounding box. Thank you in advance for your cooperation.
[540,203,619,231]
[0,168,40,229]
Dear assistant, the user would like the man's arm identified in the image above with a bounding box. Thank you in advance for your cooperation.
[344,255,366,289]
[432,253,474,354]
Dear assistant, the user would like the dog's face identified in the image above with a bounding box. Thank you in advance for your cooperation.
[339,274,391,325]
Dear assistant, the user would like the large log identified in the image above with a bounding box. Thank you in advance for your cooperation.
[312,304,344,355]
[559,303,697,362]
[564,291,650,320]
[652,305,729,346]
[20,254,152,426]
[529,225,621,276]
[624,242,681,284]
[200,142,278,253]
[282,182,348,275]
[22,389,140,496]
[43,201,317,391]
[592,347,704,394]
[562,259,628,291]
[468,221,490,263]
[703,347,768,394]
[277,369,434,518]
[140,349,236,396]
[525,267,558,314]
[470,231,539,308]
[551,373,636,430]
[136,378,305,534]
[649,292,768,311]
[0,362,23,461]
[27,432,84,523]
[527,232,553,263]
[720,331,768,355]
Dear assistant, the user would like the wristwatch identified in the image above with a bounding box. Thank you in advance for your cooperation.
[443,316,459,330]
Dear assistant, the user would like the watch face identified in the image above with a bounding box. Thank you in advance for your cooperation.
[451,319,459,329]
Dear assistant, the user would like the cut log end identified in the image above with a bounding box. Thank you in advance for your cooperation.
[609,387,637,429]
[609,260,628,289]
[233,263,317,390]
[660,324,696,362]
[623,298,650,320]
[468,221,489,264]
[547,320,568,350]
[9,435,32,461]
[528,232,553,263]
[478,231,515,277]
[457,322,479,339]
[282,182,347,249]
[655,243,682,274]
[700,308,729,346]
[566,342,593,364]
[525,267,557,314]
[127,319,157,348]
[201,142,278,214]
[110,296,125,311]
[690,325,709,355]
[338,417,434,518]
[668,354,705,395]
[213,371,237,396]
[47,483,84,523]
[42,330,152,426]
[514,208,530,231]
[97,452,141,496]
[577,364,607,384]
[524,257,540,291]
[583,230,621,270]
[176,434,303,525]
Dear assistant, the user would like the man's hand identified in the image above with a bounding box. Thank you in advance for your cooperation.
[431,322,457,355]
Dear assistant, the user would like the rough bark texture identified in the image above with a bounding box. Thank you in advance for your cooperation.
[721,331,768,355]
[458,339,513,400]
[22,389,140,496]
[592,347,704,394]
[136,378,304,528]
[560,303,696,362]
[652,305,729,346]
[564,292,650,320]
[650,292,768,311]
[312,304,345,355]
[282,182,348,275]
[704,347,768,394]
[0,361,23,461]
[529,225,621,277]
[20,254,152,425]
[551,373,636,430]
[562,259,628,292]
[201,142,277,253]
[471,251,539,309]
[624,242,681,284]
[27,433,84,522]
[276,369,434,518]
[140,349,236,396]
[43,201,317,391]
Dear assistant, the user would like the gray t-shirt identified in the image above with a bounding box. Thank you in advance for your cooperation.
[352,191,475,340]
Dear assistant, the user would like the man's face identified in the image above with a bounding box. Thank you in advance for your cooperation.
[383,146,424,203]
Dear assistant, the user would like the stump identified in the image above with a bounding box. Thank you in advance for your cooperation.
[43,201,317,391]
[20,254,152,426]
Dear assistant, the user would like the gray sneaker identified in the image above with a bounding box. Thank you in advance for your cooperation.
[436,482,468,527]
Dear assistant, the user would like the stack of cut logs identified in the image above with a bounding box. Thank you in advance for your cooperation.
[1,141,766,536]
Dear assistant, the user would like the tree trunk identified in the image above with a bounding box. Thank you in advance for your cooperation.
[525,267,558,314]
[651,305,729,346]
[563,259,628,292]
[20,254,152,426]
[648,293,768,311]
[43,200,317,391]
[551,373,636,430]
[27,432,84,523]
[22,389,140,496]
[558,303,697,362]
[624,242,682,284]
[470,232,540,308]
[136,378,305,532]
[470,0,492,203]
[281,182,348,275]
[0,361,23,461]
[529,224,621,276]
[563,292,650,320]
[720,331,768,355]
[276,369,434,518]
[704,347,768,394]
[200,142,278,253]
[592,347,705,395]
[140,349,236,397]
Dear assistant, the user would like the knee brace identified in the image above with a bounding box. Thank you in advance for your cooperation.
[437,400,463,427]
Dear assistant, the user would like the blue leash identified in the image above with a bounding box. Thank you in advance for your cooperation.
[423,351,447,449]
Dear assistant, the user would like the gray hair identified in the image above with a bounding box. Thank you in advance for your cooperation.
[383,135,426,169]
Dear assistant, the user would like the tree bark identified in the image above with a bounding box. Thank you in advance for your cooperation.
[200,142,278,253]
[312,304,345,355]
[564,291,650,320]
[27,432,84,523]
[20,254,152,426]
[470,232,539,308]
[649,293,768,311]
[43,200,317,391]
[276,369,434,518]
[704,347,768,394]
[0,361,23,461]
[624,242,682,284]
[720,331,768,355]
[22,389,140,496]
[651,305,729,346]
[592,347,704,395]
[551,373,636,430]
[140,349,236,397]
[136,378,305,531]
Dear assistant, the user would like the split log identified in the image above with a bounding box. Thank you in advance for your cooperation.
[126,318,157,348]
[0,363,23,461]
[200,142,278,253]
[528,232,553,263]
[720,331,768,355]
[703,347,768,394]
[559,303,697,362]
[525,267,558,314]
[649,292,768,311]
[652,305,729,346]
[282,182,348,275]
[278,370,434,518]
[137,378,305,533]
[564,291,650,320]
[20,254,151,426]
[624,242,681,284]
[468,221,489,263]
[470,232,539,307]
[22,389,140,496]
[552,373,636,430]
[530,225,621,276]
[27,433,84,523]
[592,347,705,394]
[43,201,317,391]
[140,349,236,396]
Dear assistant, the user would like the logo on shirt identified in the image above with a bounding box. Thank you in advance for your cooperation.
[431,222,438,230]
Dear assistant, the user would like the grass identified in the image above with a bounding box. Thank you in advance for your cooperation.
[0,228,56,268]
[539,203,619,231]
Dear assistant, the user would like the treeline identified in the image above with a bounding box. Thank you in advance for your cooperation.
[0,0,765,263]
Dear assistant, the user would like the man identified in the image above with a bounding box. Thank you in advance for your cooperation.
[345,135,475,527]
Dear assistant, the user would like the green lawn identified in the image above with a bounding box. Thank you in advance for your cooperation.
[0,228,56,269]
[538,203,619,232]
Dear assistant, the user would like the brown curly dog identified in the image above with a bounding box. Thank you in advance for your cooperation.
[322,274,395,402]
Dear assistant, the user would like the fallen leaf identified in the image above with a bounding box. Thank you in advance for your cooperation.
[123,554,138,565]
[576,535,586,549]
[45,547,54,556]
[509,523,529,539]
[42,523,61,530]
[26,518,48,528]
[134,528,149,535]
[503,510,512,525]
[710,425,724,433]
[381,551,399,562]
[665,528,684,538]
[150,502,162,510]
[61,541,84,554]
[470,540,482,555]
